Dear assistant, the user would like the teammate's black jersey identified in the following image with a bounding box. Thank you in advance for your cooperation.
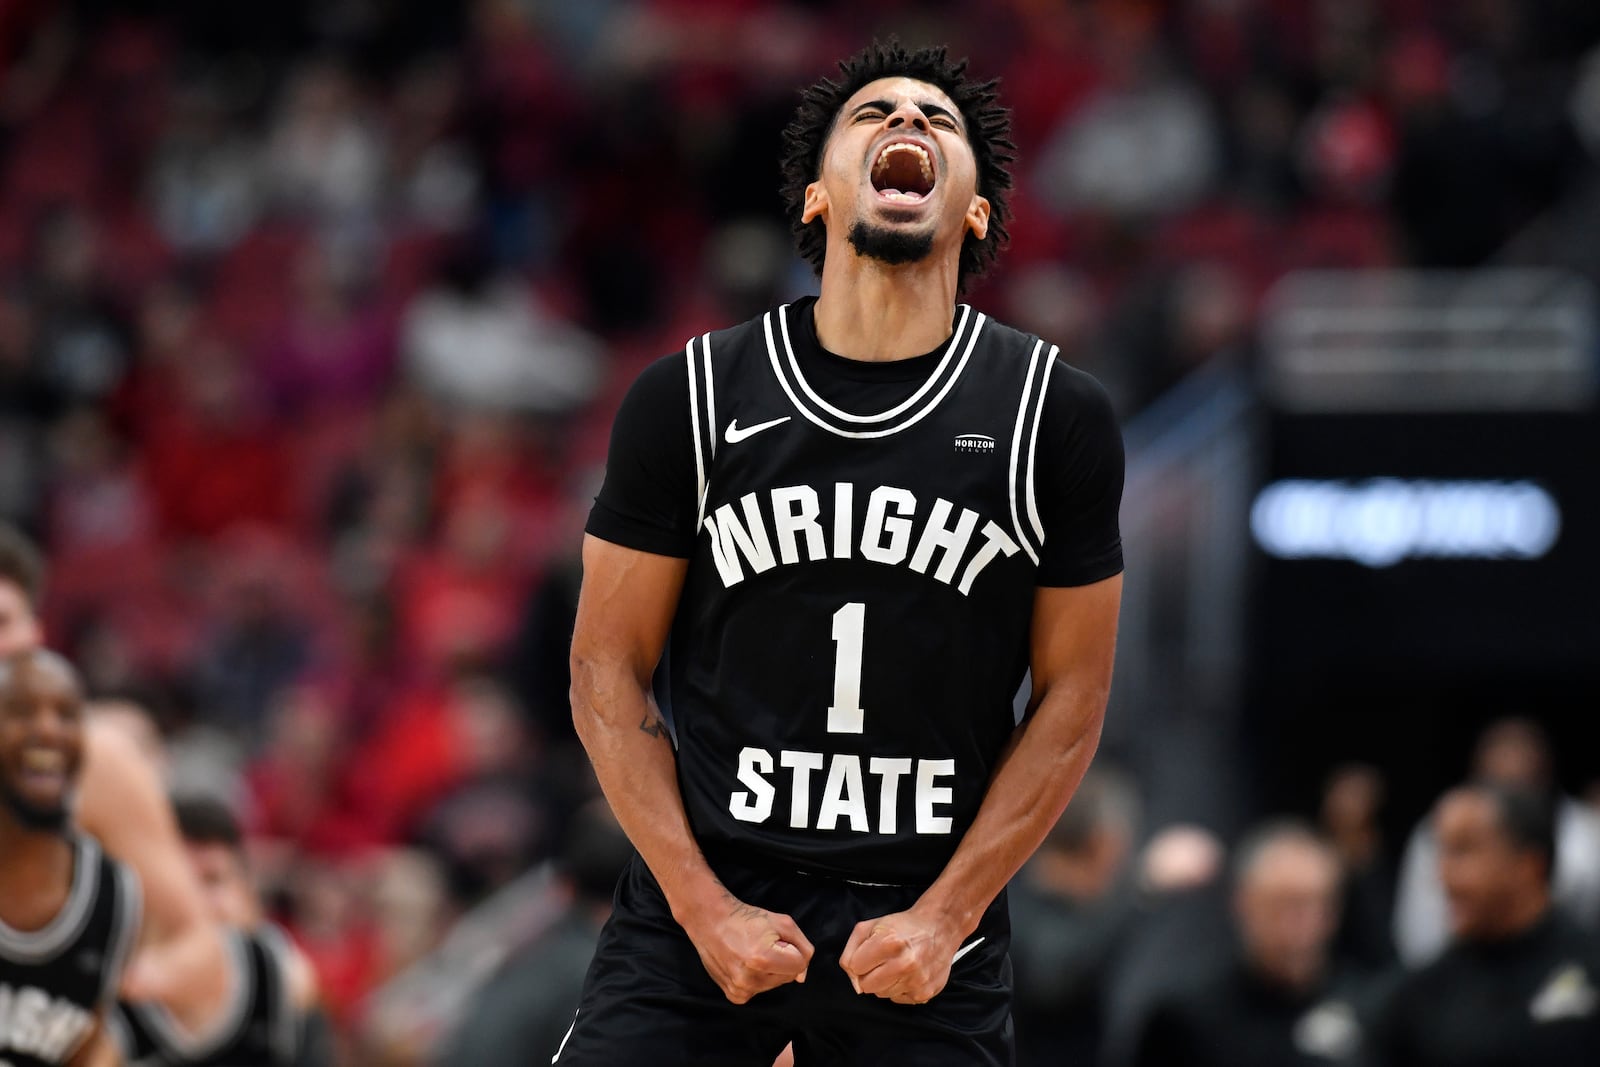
[0,834,142,1066]
[588,298,1124,884]
[109,925,301,1067]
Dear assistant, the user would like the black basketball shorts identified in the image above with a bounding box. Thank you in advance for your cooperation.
[553,852,1014,1066]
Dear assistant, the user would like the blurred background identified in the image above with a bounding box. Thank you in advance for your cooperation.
[1,0,1597,1064]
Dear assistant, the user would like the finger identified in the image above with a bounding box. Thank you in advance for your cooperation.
[839,918,877,972]
[771,914,815,963]
[844,928,902,979]
[858,959,910,997]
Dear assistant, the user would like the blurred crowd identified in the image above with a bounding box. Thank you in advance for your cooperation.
[3,0,1600,1063]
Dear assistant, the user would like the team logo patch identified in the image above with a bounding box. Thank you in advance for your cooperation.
[1530,963,1599,1022]
[954,433,995,454]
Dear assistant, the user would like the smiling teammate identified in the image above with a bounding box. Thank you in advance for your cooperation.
[565,40,1125,1064]
[0,648,140,1067]
[0,527,316,1065]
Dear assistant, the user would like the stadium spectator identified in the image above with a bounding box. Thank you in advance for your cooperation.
[1376,783,1600,1066]
[1129,821,1376,1067]
[432,800,632,1067]
[1010,767,1141,1067]
[1322,763,1397,970]
[1393,718,1600,966]
[400,237,603,417]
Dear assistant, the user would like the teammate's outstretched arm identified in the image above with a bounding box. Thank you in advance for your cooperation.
[78,718,234,1033]
[841,575,1121,1003]
[571,535,815,1003]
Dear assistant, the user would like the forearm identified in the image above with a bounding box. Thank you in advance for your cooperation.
[570,661,723,924]
[916,683,1106,937]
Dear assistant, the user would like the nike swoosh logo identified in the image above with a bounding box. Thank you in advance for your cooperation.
[725,416,791,444]
[952,936,985,964]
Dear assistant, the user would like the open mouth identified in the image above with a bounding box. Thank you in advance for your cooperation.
[16,747,69,791]
[870,141,936,203]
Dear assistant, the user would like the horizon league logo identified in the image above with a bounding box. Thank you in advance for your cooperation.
[1251,478,1561,568]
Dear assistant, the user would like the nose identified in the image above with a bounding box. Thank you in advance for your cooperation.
[885,102,931,134]
[27,702,69,744]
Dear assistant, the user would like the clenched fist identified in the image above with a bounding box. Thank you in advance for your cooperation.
[680,894,814,1004]
[839,906,966,1005]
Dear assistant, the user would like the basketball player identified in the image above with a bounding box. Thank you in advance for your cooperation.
[0,527,316,1065]
[0,648,141,1067]
[107,796,327,1067]
[563,40,1124,1064]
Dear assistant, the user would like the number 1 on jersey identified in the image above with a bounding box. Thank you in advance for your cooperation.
[828,602,866,734]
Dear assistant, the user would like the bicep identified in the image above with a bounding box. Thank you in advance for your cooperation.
[1028,575,1122,712]
[571,535,690,688]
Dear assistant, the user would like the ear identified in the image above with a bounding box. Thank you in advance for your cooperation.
[965,194,991,242]
[801,180,829,226]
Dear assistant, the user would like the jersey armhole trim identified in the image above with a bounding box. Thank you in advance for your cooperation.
[686,335,707,531]
[131,928,254,1060]
[255,923,301,1064]
[1007,340,1046,565]
[687,331,718,531]
[1023,345,1059,551]
[98,861,143,1009]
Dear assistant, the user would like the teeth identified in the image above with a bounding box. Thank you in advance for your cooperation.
[880,190,925,202]
[22,750,65,773]
[874,142,934,184]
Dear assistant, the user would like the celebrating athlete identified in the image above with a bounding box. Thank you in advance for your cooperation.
[564,40,1124,1064]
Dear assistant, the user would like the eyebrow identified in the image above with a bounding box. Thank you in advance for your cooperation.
[848,99,964,129]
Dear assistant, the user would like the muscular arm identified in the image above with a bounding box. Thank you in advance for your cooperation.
[570,535,813,1002]
[842,576,1122,1001]
[77,720,232,1032]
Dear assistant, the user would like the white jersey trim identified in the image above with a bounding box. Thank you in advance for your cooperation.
[701,332,717,461]
[777,303,972,424]
[98,860,142,1008]
[131,928,253,1059]
[763,308,987,440]
[1007,340,1046,565]
[1024,345,1059,550]
[686,335,708,530]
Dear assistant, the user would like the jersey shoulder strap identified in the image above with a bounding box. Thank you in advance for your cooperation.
[680,311,770,530]
[978,316,1061,568]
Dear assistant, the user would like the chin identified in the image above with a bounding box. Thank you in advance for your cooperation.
[2,786,71,833]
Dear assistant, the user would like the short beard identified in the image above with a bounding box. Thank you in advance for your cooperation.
[847,220,934,266]
[1,781,70,834]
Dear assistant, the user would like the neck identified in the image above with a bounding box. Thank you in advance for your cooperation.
[813,245,960,362]
[0,811,73,920]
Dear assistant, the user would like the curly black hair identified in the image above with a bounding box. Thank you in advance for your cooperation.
[779,39,1016,292]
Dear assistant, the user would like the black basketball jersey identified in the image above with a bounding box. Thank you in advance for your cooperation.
[109,925,300,1067]
[0,834,142,1066]
[588,298,1124,885]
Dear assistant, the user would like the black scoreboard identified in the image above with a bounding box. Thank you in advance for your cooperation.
[1249,410,1599,675]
